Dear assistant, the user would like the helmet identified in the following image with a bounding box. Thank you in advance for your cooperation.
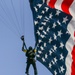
[29,46,33,50]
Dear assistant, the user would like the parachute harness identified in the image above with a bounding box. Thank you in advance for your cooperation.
[21,35,37,61]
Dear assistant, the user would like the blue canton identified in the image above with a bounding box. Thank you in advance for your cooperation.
[29,0,72,75]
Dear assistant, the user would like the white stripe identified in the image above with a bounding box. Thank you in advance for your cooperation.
[65,37,74,75]
[69,0,75,19]
[55,0,63,11]
[68,18,75,40]
[65,18,75,75]
[47,0,51,5]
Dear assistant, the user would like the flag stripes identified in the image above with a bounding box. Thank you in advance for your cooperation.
[65,36,74,75]
[54,0,64,10]
[61,0,73,14]
[66,18,75,75]
[48,0,57,8]
[47,0,75,18]
[69,0,75,19]
[72,45,75,75]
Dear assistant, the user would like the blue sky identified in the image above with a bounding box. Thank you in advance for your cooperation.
[0,0,52,75]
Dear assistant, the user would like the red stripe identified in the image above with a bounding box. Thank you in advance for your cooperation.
[72,45,75,75]
[61,0,73,14]
[72,31,75,75]
[48,0,57,8]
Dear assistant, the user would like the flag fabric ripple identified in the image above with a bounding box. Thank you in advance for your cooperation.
[29,0,75,75]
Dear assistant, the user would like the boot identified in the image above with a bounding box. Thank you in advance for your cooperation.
[35,73,37,75]
[25,72,29,75]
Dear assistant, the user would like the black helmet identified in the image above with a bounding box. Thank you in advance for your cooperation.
[29,46,33,50]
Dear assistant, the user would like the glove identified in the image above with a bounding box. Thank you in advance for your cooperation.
[21,35,24,41]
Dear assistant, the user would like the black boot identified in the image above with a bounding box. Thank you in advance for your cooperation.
[25,72,29,75]
[35,73,37,75]
[34,70,37,75]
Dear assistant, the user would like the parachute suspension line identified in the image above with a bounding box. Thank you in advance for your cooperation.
[11,0,22,36]
[20,0,25,35]
[22,0,25,35]
[0,0,21,37]
[0,0,15,30]
[0,14,20,37]
[20,0,23,35]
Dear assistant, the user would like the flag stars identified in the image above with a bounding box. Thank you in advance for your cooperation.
[49,63,52,68]
[45,7,49,12]
[60,66,65,73]
[36,54,40,58]
[37,30,40,35]
[41,10,45,14]
[45,16,49,20]
[45,53,48,59]
[60,54,64,60]
[37,15,42,19]
[40,46,44,50]
[56,10,61,16]
[44,16,49,22]
[40,34,45,38]
[59,42,64,49]
[37,4,42,8]
[62,16,68,24]
[34,21,38,25]
[38,39,42,43]
[54,70,57,75]
[44,43,47,47]
[41,22,46,25]
[49,13,53,19]
[57,30,63,37]
[42,57,46,62]
[52,22,57,28]
[57,20,61,26]
[46,26,50,32]
[39,26,43,30]
[53,45,57,51]
[54,57,57,63]
[52,60,55,65]
[49,37,52,43]
[38,50,42,54]
[44,19,49,22]
[53,33,57,40]
[32,2,72,75]
[49,50,52,55]
[34,7,38,12]
[43,30,47,35]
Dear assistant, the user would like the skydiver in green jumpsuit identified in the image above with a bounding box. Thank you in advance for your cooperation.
[21,36,37,75]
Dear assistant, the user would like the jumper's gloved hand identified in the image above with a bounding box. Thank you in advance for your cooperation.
[21,35,24,41]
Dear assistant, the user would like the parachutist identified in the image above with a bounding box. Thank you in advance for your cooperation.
[22,41,37,75]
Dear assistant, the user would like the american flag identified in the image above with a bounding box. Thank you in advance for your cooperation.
[29,0,75,75]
